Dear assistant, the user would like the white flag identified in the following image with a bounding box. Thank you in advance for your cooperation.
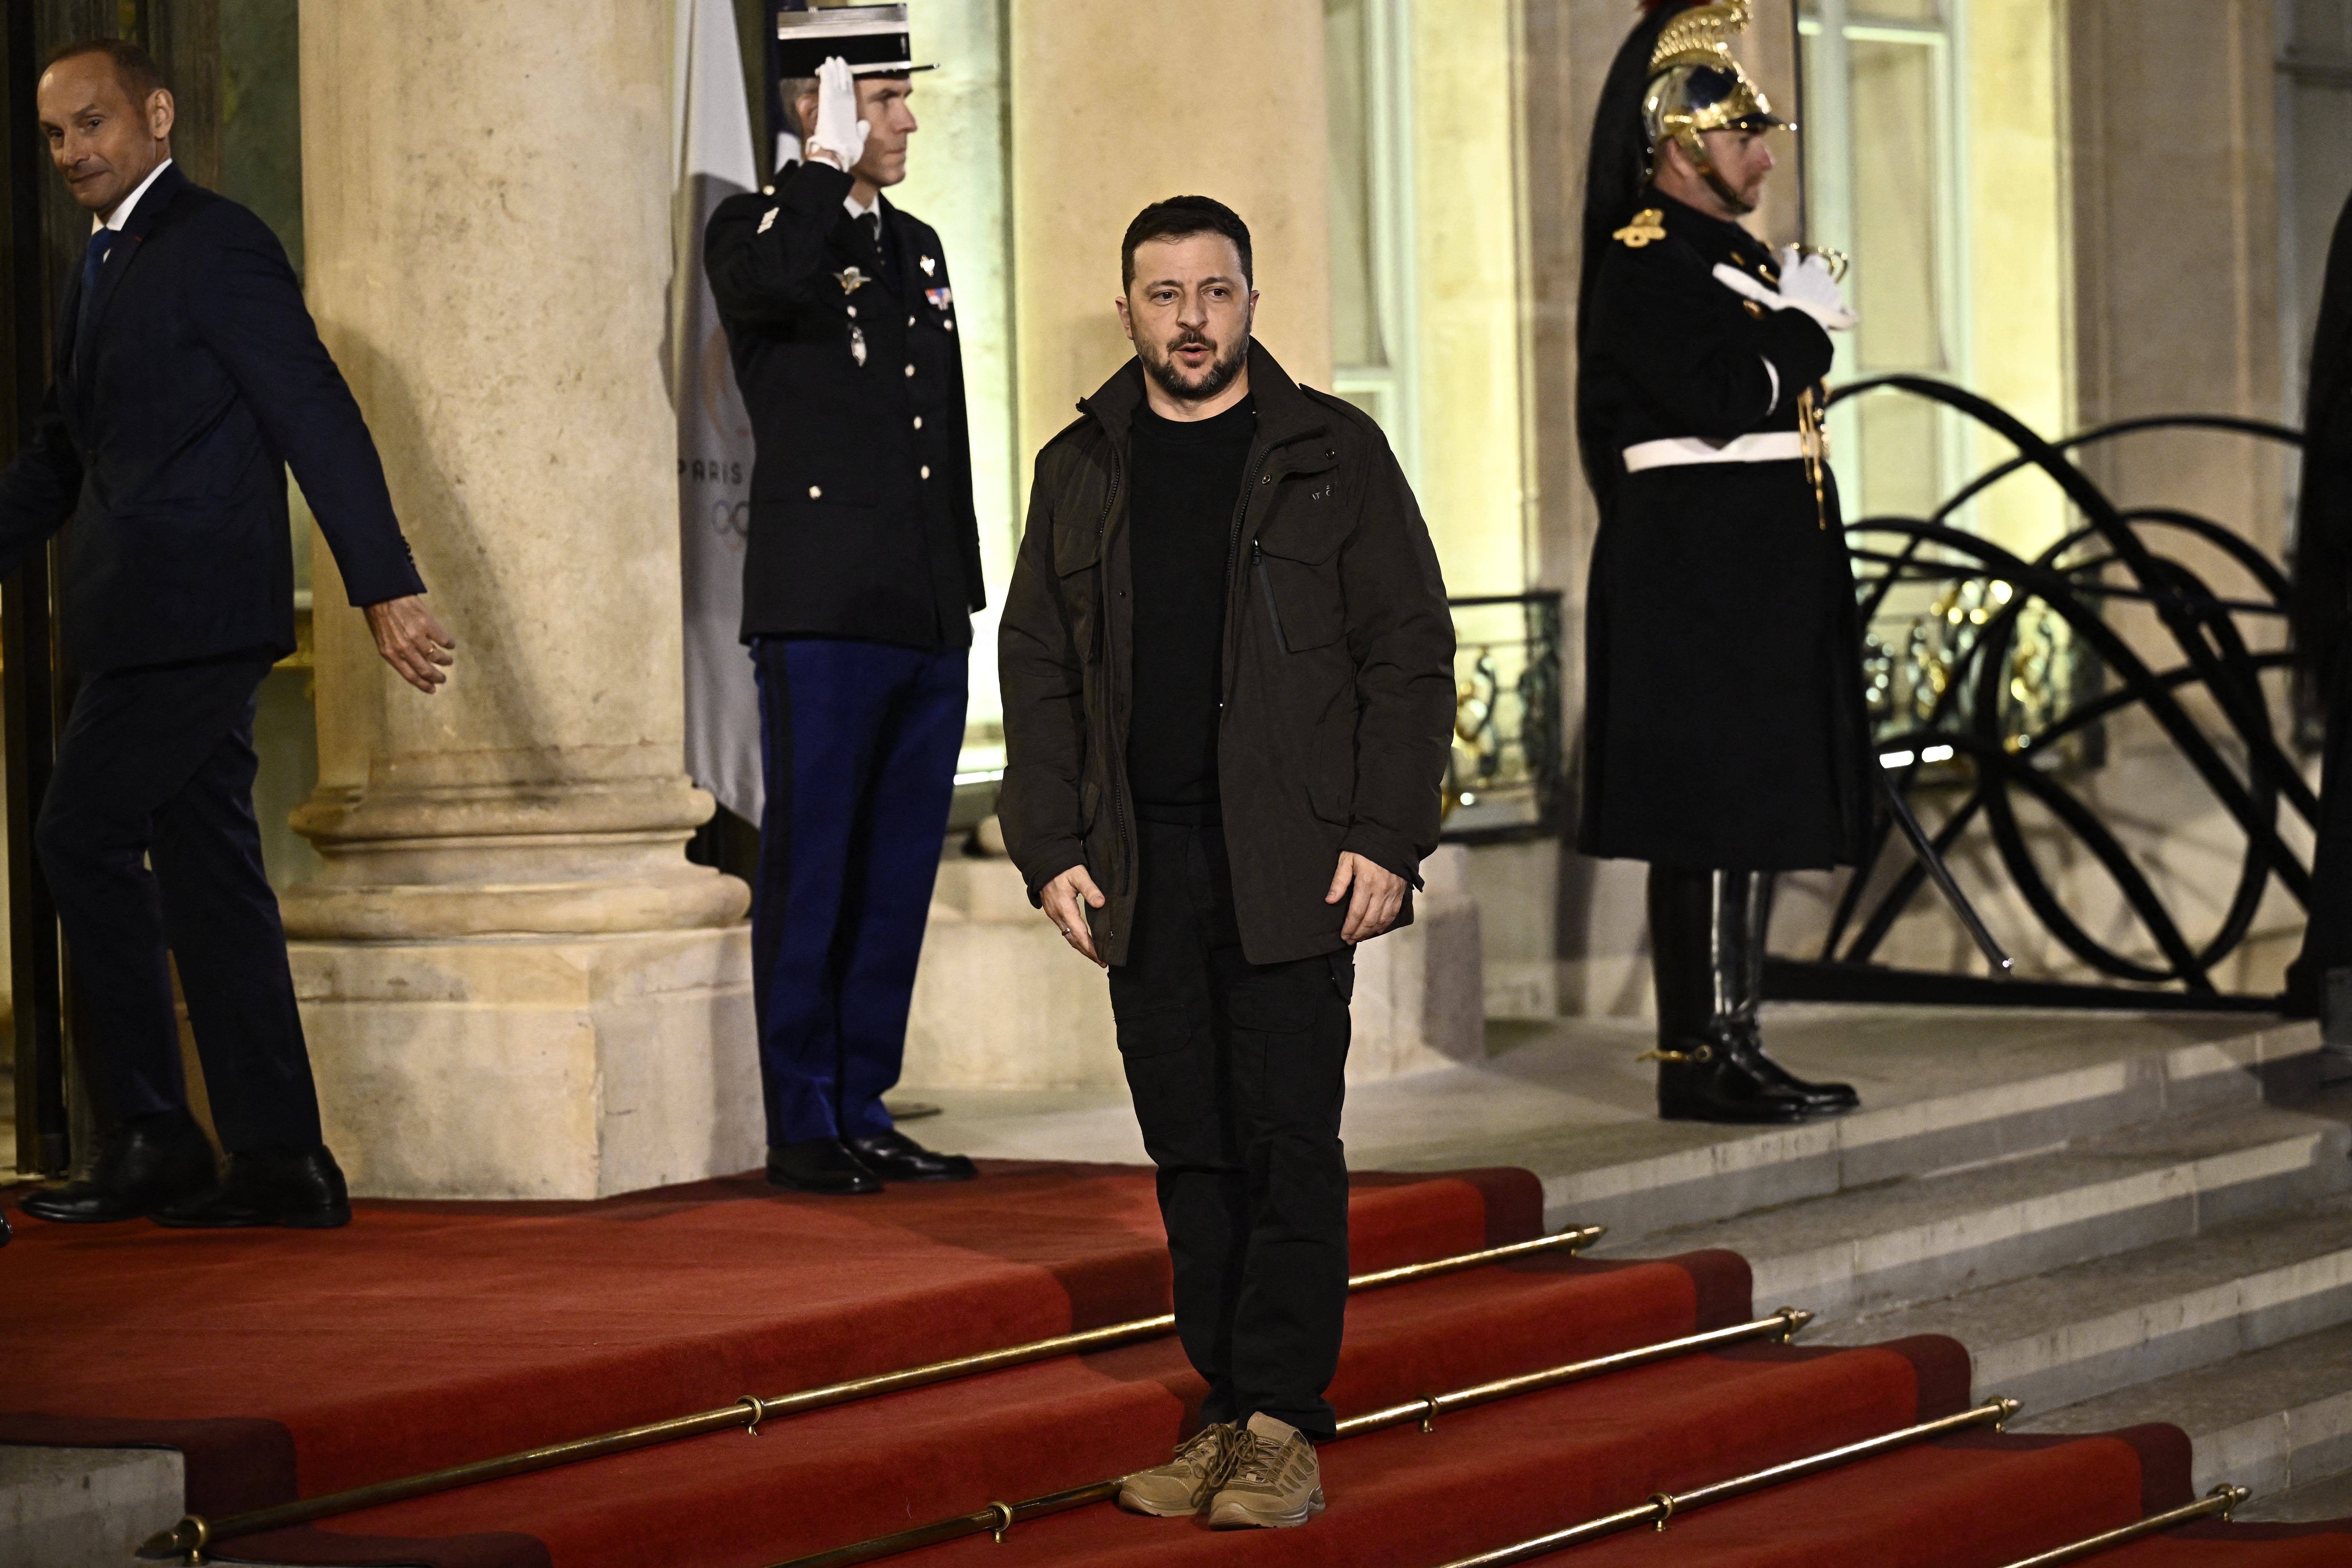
[671,0,763,825]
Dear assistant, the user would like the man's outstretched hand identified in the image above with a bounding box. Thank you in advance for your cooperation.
[364,595,456,694]
[1327,851,1406,944]
[1041,863,1108,967]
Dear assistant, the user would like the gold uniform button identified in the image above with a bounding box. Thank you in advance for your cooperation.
[907,314,916,326]
[921,465,932,480]
[808,485,823,499]
[944,319,954,332]
[913,416,924,430]
[904,364,915,377]
[847,305,857,319]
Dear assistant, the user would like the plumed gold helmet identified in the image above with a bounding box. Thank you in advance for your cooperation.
[1641,1,1789,213]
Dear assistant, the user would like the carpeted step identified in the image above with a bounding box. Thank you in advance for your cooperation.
[1607,1101,2352,1322]
[1814,1192,2352,1413]
[2022,1317,2352,1498]
[1530,1425,2352,1568]
[0,1164,1538,1505]
[234,1248,1758,1565]
[273,1326,1967,1567]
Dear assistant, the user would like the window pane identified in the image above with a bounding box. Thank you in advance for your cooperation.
[1854,0,1943,21]
[1327,0,1384,368]
[1849,38,1941,372]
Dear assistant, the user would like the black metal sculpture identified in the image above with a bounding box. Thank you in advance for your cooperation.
[1764,376,2308,1012]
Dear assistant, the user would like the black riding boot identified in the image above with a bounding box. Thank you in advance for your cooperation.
[1718,871,1859,1114]
[1646,865,1850,1123]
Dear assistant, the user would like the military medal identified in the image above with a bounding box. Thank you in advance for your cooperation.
[1612,207,1667,248]
[833,267,871,293]
[924,286,952,310]
[849,324,867,367]
[919,255,936,277]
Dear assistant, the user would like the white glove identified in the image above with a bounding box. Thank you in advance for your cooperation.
[1711,254,1859,332]
[1773,246,1858,331]
[805,56,868,173]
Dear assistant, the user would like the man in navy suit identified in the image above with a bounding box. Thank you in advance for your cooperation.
[5,39,453,1229]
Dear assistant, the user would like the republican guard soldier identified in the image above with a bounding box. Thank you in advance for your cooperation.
[1577,0,1871,1123]
[705,5,983,1193]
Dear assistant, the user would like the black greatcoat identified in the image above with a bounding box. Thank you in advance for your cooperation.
[1577,194,1870,871]
[705,158,984,649]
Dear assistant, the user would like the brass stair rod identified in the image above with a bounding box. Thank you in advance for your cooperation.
[1994,1485,2252,1567]
[773,1307,1814,1568]
[1432,1397,2023,1568]
[139,1223,1604,1562]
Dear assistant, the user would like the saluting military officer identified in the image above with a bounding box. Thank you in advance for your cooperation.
[704,5,984,1194]
[1576,0,1871,1124]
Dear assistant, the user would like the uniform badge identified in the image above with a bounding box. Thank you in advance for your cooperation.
[757,207,779,234]
[833,267,871,293]
[925,286,953,310]
[919,254,937,276]
[1612,207,1667,248]
[849,324,867,366]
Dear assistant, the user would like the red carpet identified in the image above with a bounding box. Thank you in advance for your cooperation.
[6,1159,2350,1567]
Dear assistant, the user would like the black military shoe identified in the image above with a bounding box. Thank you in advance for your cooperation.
[768,1138,883,1195]
[1653,1036,1822,1125]
[1725,1026,1859,1114]
[19,1110,217,1224]
[153,1146,352,1229]
[847,1128,977,1183]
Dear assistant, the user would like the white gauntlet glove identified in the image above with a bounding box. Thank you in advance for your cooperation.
[1772,246,1858,331]
[805,56,868,173]
[1710,251,1859,332]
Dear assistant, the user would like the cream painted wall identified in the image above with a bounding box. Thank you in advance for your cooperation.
[1008,0,1333,477]
[1962,0,2072,556]
[1408,0,1531,597]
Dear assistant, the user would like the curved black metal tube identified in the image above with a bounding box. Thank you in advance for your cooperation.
[1809,382,2312,1006]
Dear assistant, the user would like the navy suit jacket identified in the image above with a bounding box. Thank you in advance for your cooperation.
[0,164,424,673]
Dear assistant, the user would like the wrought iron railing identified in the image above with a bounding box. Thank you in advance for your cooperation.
[1444,591,1566,844]
[1764,376,2308,1011]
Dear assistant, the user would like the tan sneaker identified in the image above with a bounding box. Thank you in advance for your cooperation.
[1117,1421,1239,1516]
[1205,1412,1326,1529]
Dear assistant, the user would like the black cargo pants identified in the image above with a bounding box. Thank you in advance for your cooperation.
[1110,819,1353,1442]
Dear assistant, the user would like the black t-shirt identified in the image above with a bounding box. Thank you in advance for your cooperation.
[1125,395,1258,824]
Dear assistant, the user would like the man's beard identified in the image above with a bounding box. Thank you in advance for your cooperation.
[1141,328,1248,402]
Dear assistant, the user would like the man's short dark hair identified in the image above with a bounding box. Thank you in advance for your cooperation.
[1121,196,1253,291]
[43,38,167,106]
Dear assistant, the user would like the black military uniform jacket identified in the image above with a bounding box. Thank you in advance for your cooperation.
[1577,192,1869,871]
[705,158,984,650]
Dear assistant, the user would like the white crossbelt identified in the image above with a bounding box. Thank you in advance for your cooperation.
[1622,432,1809,472]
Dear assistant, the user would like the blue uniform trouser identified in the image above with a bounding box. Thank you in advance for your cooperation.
[751,637,967,1147]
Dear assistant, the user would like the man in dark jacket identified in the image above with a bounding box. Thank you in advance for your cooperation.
[704,26,983,1196]
[999,197,1453,1530]
[8,40,451,1230]
[1577,0,1868,1124]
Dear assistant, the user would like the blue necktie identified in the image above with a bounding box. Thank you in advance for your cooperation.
[77,228,115,344]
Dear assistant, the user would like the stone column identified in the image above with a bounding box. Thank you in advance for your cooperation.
[285,0,755,1199]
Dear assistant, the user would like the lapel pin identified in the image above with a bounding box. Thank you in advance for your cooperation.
[919,255,937,277]
[757,207,779,234]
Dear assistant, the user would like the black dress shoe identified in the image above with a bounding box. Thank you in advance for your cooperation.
[153,1146,352,1229]
[1655,1039,1824,1124]
[847,1128,977,1183]
[1726,1027,1860,1113]
[767,1138,883,1195]
[18,1110,217,1224]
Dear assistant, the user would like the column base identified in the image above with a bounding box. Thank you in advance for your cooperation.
[292,925,756,1199]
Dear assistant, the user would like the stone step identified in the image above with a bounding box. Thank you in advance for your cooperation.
[2020,1319,2352,1500]
[1812,1193,2352,1413]
[1531,1017,2320,1239]
[2237,1464,2352,1523]
[0,1444,180,1568]
[1597,1101,2352,1321]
